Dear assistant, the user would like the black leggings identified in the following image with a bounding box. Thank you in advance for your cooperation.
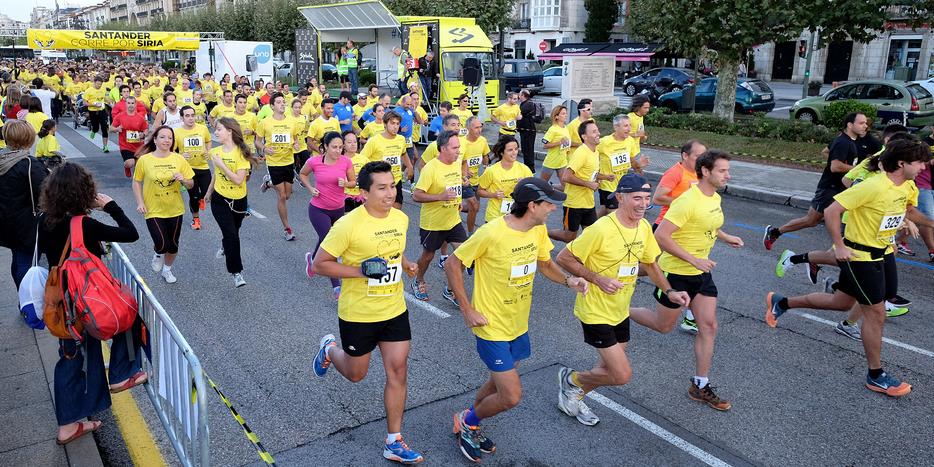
[294,150,311,174]
[519,129,536,172]
[211,194,248,274]
[145,216,182,255]
[188,169,212,214]
[89,110,108,137]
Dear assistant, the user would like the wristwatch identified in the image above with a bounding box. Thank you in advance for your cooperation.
[664,288,676,295]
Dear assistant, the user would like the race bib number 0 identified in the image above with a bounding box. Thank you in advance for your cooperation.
[611,152,630,169]
[617,263,638,285]
[126,131,142,142]
[509,261,536,287]
[500,198,514,214]
[878,213,904,241]
[367,262,402,296]
[272,133,291,144]
[185,137,203,148]
[467,156,482,168]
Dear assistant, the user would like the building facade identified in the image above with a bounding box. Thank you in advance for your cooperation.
[506,0,632,59]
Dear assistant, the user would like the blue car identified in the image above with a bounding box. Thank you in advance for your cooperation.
[658,77,775,114]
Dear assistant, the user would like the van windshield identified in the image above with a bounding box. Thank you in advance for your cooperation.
[442,52,496,81]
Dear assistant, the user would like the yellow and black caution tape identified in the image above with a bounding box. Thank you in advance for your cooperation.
[645,143,824,167]
[192,373,277,466]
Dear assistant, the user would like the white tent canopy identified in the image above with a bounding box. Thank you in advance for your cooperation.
[298,1,400,42]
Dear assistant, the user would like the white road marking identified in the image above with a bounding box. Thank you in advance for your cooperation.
[404,291,451,318]
[799,313,934,358]
[586,391,732,467]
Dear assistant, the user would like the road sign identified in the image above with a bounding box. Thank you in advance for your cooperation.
[539,41,547,52]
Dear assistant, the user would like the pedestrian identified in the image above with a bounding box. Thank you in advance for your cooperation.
[342,130,368,212]
[0,119,46,292]
[517,89,537,171]
[627,95,650,159]
[346,40,360,95]
[37,161,143,445]
[172,106,212,231]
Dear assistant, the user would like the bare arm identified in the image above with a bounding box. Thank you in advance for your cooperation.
[561,168,599,189]
[653,185,675,206]
[312,248,366,279]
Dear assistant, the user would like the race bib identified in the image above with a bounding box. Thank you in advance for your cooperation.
[878,213,904,242]
[590,170,598,182]
[445,185,462,207]
[500,198,514,214]
[611,152,630,169]
[459,128,468,137]
[272,133,291,145]
[126,131,142,143]
[639,123,645,132]
[185,136,203,148]
[617,263,638,285]
[560,140,571,150]
[183,97,193,104]
[367,261,402,296]
[405,136,413,146]
[509,261,536,287]
[506,120,516,129]
[383,154,401,167]
[467,156,482,168]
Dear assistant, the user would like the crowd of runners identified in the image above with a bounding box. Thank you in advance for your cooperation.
[2,56,932,464]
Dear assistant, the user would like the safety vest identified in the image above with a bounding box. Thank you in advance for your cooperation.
[346,48,359,67]
[398,55,406,79]
[337,58,348,76]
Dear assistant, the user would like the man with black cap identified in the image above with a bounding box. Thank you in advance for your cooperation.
[443,177,588,463]
[555,173,690,426]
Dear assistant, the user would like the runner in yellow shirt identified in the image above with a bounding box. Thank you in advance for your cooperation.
[290,98,312,172]
[360,112,412,209]
[172,106,213,231]
[306,99,342,155]
[541,105,571,189]
[255,92,303,240]
[189,90,208,125]
[451,94,474,129]
[567,99,594,149]
[491,92,521,136]
[595,114,641,217]
[444,177,586,463]
[627,94,651,158]
[209,89,236,127]
[358,104,386,143]
[555,173,689,426]
[342,131,369,211]
[231,95,258,151]
[478,135,532,222]
[460,116,491,235]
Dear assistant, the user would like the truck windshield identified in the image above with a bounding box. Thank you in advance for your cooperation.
[442,52,496,81]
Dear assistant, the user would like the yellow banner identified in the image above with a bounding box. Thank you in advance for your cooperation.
[408,26,428,60]
[26,29,200,51]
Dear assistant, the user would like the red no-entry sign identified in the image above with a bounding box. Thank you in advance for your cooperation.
[539,41,547,52]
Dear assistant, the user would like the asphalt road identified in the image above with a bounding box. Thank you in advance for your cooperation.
[52,123,934,467]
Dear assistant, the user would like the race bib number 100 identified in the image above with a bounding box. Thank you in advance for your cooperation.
[185,136,203,148]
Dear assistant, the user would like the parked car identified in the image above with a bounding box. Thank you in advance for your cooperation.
[913,77,934,96]
[275,62,293,80]
[541,66,563,95]
[321,63,338,81]
[501,59,544,94]
[790,79,934,127]
[623,67,706,97]
[658,77,775,114]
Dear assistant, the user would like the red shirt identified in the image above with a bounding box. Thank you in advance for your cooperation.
[111,99,147,121]
[112,112,148,152]
[655,162,698,224]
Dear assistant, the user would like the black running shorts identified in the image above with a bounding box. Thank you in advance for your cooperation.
[654,272,718,308]
[581,319,631,348]
[338,310,411,357]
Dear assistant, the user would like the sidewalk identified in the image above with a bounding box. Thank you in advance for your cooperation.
[0,251,104,467]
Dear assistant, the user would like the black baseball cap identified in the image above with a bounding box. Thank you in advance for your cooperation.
[616,173,651,193]
[512,177,567,205]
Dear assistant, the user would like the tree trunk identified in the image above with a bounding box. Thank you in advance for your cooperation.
[712,58,740,122]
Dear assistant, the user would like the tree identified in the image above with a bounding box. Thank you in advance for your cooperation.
[583,0,618,42]
[629,0,910,121]
[385,0,517,36]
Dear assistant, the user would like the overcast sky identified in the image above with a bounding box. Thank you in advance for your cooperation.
[7,0,100,23]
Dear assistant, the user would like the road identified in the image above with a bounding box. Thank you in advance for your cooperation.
[52,123,934,467]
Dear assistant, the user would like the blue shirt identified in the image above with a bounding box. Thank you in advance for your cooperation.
[392,106,415,140]
[428,115,443,134]
[362,108,376,123]
[334,102,354,132]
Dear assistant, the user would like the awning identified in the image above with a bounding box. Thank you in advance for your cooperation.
[439,24,492,49]
[298,0,400,31]
[538,42,661,62]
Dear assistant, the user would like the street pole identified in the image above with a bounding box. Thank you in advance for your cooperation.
[801,29,817,100]
[691,54,699,113]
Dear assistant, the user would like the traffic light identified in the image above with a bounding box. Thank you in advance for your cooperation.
[798,40,807,58]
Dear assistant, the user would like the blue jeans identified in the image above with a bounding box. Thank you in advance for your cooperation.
[9,248,32,290]
[918,188,933,219]
[349,68,359,95]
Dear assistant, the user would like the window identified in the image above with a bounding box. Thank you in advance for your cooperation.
[544,67,562,77]
[697,80,716,93]
[518,2,529,19]
[442,52,495,81]
[531,0,561,30]
[826,84,862,101]
[617,0,629,25]
[514,40,526,60]
[862,84,901,100]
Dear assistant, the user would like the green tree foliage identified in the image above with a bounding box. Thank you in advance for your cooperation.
[583,0,618,42]
[384,0,517,34]
[629,0,918,122]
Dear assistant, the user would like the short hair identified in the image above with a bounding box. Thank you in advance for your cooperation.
[368,84,379,92]
[439,101,453,111]
[877,138,930,173]
[631,94,650,111]
[680,139,703,157]
[551,105,566,122]
[437,130,458,151]
[578,98,593,111]
[612,114,630,126]
[270,92,285,104]
[843,112,864,127]
[507,91,519,99]
[223,89,232,96]
[373,103,385,113]
[695,150,732,179]
[235,94,247,103]
[31,77,44,88]
[164,92,176,101]
[442,114,460,127]
[578,120,597,138]
[882,123,909,141]
[339,91,352,100]
[119,84,130,92]
[2,119,36,149]
[519,89,531,99]
[383,111,402,124]
[358,161,393,191]
[465,116,481,129]
[180,105,195,116]
[321,98,336,107]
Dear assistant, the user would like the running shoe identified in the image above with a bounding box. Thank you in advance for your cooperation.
[102,145,109,153]
[679,315,698,335]
[896,242,916,256]
[806,262,821,285]
[161,269,177,284]
[410,280,428,301]
[865,371,912,397]
[260,175,272,193]
[575,399,600,426]
[557,367,581,417]
[191,218,201,230]
[764,292,786,328]
[198,199,206,211]
[762,225,779,250]
[823,277,836,294]
[383,435,424,464]
[775,250,795,278]
[151,253,164,273]
[305,252,315,279]
[124,165,131,178]
[312,334,336,377]
[929,250,934,262]
[283,227,295,241]
[437,255,448,271]
[835,320,862,341]
[688,380,731,411]
[333,286,341,300]
[885,303,910,318]
[233,273,246,288]
[888,294,911,307]
[452,410,483,462]
[90,131,97,140]
[442,287,459,307]
[216,247,225,259]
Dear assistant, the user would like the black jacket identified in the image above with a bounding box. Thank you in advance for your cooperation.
[0,152,47,251]
[39,201,139,265]
[418,57,439,78]
[518,99,537,131]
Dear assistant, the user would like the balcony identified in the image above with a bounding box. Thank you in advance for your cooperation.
[512,18,531,29]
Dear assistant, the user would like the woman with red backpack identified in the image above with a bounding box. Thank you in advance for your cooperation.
[37,162,144,445]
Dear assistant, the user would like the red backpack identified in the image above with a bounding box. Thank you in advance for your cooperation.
[61,215,138,342]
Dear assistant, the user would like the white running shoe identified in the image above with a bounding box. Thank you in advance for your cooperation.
[216,247,225,258]
[575,399,600,426]
[775,250,795,278]
[557,367,581,417]
[161,269,177,284]
[835,320,861,341]
[151,253,164,272]
[233,273,246,288]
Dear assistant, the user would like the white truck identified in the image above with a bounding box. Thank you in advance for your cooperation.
[195,40,274,84]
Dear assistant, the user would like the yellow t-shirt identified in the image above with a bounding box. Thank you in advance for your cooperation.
[658,185,723,275]
[412,106,429,142]
[306,116,341,145]
[564,144,600,209]
[133,152,195,219]
[231,111,258,148]
[627,112,645,155]
[451,108,473,128]
[83,87,107,112]
[301,100,318,120]
[210,103,236,120]
[0,120,5,149]
[25,112,50,133]
[421,137,465,166]
[359,122,384,140]
[478,161,533,222]
[148,87,163,105]
[172,125,212,170]
[462,136,491,185]
[453,217,554,341]
[344,152,369,197]
[414,157,464,231]
[176,89,194,106]
[255,115,299,167]
[210,146,251,200]
[202,80,219,102]
[568,216,660,324]
[596,134,638,192]
[834,172,918,261]
[35,134,61,157]
[319,206,409,323]
[493,103,520,135]
[246,95,260,113]
[189,101,207,124]
[568,117,591,147]
[361,133,407,184]
[151,99,165,115]
[542,125,571,169]
[308,89,323,109]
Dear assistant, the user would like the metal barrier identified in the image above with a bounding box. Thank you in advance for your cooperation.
[104,243,211,467]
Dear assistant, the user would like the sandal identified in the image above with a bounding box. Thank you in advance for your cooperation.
[409,279,429,301]
[56,420,102,445]
[109,370,149,394]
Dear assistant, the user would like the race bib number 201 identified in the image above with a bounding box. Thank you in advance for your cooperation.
[272,133,291,144]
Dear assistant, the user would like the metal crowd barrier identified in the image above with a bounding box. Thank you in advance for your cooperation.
[104,243,211,467]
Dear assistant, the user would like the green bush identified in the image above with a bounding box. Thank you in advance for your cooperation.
[641,108,835,144]
[823,100,878,130]
[359,69,376,87]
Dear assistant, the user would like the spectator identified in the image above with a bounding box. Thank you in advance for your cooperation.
[418,51,439,100]
[31,77,56,117]
[0,120,46,291]
[517,89,537,171]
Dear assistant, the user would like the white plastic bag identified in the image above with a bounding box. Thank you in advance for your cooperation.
[18,229,47,330]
